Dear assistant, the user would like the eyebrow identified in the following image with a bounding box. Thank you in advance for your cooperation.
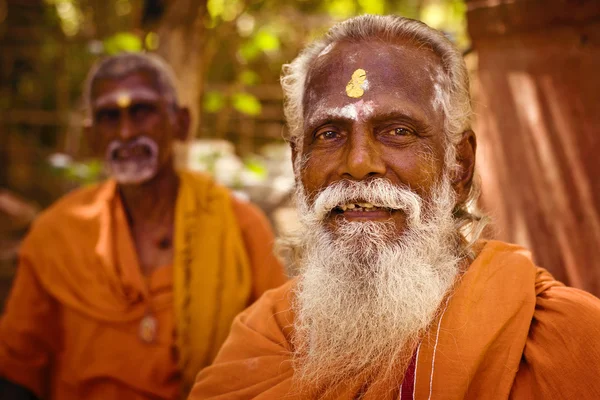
[305,106,431,132]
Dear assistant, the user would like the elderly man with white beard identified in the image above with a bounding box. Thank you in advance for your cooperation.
[189,15,600,400]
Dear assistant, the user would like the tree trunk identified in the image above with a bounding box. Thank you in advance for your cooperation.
[467,0,600,294]
[152,0,207,138]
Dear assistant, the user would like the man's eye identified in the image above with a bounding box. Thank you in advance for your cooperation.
[130,103,155,119]
[95,109,119,124]
[316,130,339,140]
[387,127,413,136]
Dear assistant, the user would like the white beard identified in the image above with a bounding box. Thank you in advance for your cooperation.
[105,136,159,185]
[290,176,462,391]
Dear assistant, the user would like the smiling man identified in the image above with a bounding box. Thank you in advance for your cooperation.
[0,53,286,400]
[189,15,600,399]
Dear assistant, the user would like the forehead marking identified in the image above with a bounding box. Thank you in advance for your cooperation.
[314,99,375,123]
[346,68,368,98]
[94,87,161,110]
[116,91,132,108]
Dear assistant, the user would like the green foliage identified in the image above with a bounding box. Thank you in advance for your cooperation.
[253,30,280,52]
[208,0,243,22]
[45,0,83,37]
[49,157,104,185]
[238,40,260,62]
[244,158,268,178]
[232,92,262,116]
[203,90,226,113]
[420,0,468,47]
[325,0,357,19]
[238,70,260,86]
[357,0,385,14]
[145,32,159,51]
[238,26,281,63]
[207,0,225,20]
[103,32,142,55]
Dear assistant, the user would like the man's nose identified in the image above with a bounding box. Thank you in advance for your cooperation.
[339,130,386,180]
[118,112,135,140]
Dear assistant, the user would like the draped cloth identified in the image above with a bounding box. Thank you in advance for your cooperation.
[174,171,251,393]
[0,170,283,399]
[189,240,600,399]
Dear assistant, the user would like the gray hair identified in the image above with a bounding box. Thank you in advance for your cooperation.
[83,52,180,115]
[281,14,487,250]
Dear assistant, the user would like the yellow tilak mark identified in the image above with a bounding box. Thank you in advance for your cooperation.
[345,68,367,98]
[116,92,132,108]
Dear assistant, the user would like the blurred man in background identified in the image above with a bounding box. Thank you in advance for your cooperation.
[190,15,600,399]
[0,52,286,399]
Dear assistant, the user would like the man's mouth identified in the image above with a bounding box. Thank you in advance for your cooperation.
[111,144,153,161]
[331,201,396,218]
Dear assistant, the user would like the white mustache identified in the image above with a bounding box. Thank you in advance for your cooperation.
[307,179,423,225]
[106,136,158,161]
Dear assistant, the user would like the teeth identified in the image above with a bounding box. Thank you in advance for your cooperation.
[336,202,390,212]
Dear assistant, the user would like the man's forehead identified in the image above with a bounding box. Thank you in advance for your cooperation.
[306,40,443,94]
[303,40,446,120]
[93,87,161,109]
[91,72,163,109]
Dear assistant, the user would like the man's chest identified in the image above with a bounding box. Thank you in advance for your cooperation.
[131,223,174,275]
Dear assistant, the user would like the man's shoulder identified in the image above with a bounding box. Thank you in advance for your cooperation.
[238,278,296,328]
[514,284,600,395]
[532,283,600,339]
[230,194,269,230]
[180,170,267,226]
[27,181,111,240]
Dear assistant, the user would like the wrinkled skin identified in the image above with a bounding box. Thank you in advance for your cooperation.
[86,70,189,185]
[293,40,476,236]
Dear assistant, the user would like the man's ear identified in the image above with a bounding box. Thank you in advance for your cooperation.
[175,107,191,140]
[452,130,477,205]
[290,140,299,176]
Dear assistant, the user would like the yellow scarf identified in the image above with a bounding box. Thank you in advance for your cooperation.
[173,171,251,393]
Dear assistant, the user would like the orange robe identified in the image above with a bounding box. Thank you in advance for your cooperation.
[0,173,286,399]
[190,240,600,399]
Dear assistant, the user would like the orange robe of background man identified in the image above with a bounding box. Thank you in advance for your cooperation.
[0,173,287,399]
[190,241,600,399]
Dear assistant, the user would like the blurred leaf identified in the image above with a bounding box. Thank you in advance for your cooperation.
[326,0,356,19]
[358,0,384,14]
[48,0,83,37]
[238,41,260,62]
[51,159,104,185]
[232,92,262,116]
[222,0,243,22]
[254,30,280,52]
[203,90,226,113]
[103,32,142,55]
[244,158,267,177]
[207,0,225,20]
[419,0,468,47]
[238,69,260,86]
[145,32,159,50]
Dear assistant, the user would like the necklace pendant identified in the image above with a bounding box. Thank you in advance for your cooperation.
[139,314,158,344]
